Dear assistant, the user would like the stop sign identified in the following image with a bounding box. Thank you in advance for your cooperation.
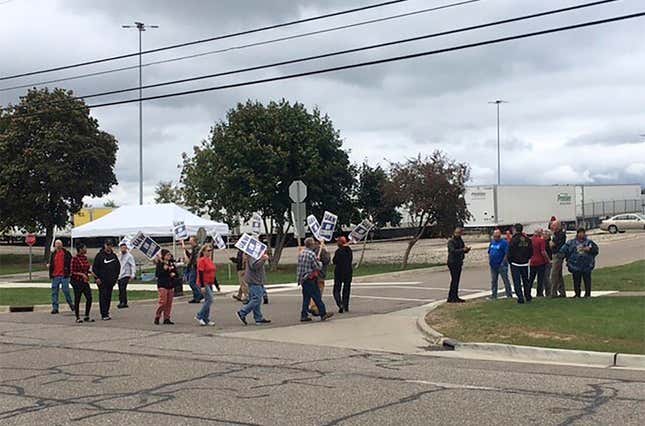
[25,234,36,246]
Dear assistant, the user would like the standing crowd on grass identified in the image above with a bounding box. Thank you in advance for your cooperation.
[446,217,599,304]
[47,234,354,326]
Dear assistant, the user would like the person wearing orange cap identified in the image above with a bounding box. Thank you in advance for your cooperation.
[332,236,353,313]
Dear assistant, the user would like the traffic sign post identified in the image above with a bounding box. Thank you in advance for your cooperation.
[26,234,36,282]
[289,181,307,246]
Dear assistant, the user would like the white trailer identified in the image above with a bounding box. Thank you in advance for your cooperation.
[465,185,577,232]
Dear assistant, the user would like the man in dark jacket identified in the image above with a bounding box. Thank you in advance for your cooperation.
[92,239,121,320]
[332,236,353,313]
[508,224,534,304]
[447,227,471,303]
[560,228,599,298]
[48,239,74,314]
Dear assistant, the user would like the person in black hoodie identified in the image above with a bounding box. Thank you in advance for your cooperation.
[92,239,121,320]
[447,227,471,303]
[332,236,353,313]
[508,224,534,304]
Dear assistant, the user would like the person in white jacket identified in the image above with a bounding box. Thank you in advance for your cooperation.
[117,243,137,309]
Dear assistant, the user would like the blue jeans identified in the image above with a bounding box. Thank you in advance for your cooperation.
[510,265,531,303]
[490,263,513,299]
[51,276,73,310]
[239,284,265,322]
[301,279,326,319]
[186,267,202,301]
[196,285,213,321]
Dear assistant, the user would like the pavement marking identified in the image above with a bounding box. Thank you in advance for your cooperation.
[406,380,499,391]
[352,285,483,292]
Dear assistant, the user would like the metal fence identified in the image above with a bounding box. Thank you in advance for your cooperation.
[579,199,644,218]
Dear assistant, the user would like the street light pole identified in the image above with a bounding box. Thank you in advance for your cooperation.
[122,22,158,205]
[488,99,508,185]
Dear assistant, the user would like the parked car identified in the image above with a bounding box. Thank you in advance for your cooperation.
[600,213,645,233]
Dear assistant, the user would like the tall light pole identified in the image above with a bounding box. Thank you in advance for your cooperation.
[122,22,158,205]
[488,99,508,185]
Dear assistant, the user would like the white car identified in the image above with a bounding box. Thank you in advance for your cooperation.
[600,213,645,233]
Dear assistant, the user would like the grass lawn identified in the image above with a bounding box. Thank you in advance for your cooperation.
[429,297,645,354]
[428,261,645,354]
[0,288,159,306]
[564,260,644,291]
[0,254,47,276]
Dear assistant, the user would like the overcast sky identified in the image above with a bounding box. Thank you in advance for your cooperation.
[1,0,644,206]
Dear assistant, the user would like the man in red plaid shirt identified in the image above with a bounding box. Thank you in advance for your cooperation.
[70,244,94,323]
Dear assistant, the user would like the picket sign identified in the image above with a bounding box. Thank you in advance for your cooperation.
[212,232,227,250]
[119,234,137,250]
[251,213,262,235]
[234,233,267,260]
[307,215,321,240]
[131,231,162,260]
[173,221,188,240]
[349,219,373,243]
[318,211,338,242]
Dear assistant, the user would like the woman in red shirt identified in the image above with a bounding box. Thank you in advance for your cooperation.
[196,244,217,326]
[529,229,550,297]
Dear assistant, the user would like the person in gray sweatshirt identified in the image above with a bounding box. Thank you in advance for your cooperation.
[236,253,271,325]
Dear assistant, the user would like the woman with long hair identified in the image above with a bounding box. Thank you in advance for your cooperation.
[195,244,217,326]
[154,249,176,325]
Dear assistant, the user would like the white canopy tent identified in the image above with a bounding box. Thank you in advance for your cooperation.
[71,203,229,240]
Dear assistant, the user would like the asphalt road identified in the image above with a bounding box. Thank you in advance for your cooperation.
[0,233,643,424]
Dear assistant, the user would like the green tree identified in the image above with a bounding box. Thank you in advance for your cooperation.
[103,200,119,208]
[354,162,402,268]
[181,99,356,267]
[388,151,470,269]
[154,181,183,204]
[0,88,118,258]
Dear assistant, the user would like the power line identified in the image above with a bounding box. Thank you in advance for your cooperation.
[0,0,411,81]
[70,0,617,102]
[4,11,643,120]
[0,0,481,92]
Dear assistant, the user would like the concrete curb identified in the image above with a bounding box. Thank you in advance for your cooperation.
[615,353,645,369]
[415,301,446,345]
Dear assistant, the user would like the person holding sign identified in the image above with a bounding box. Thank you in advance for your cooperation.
[236,253,271,325]
[332,236,353,313]
[308,241,330,316]
[117,243,136,309]
[182,236,203,304]
[297,238,333,322]
[92,239,121,321]
[195,244,217,326]
[154,249,176,325]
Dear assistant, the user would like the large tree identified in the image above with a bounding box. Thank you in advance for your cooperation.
[154,180,183,204]
[388,151,470,269]
[354,162,401,268]
[181,99,356,267]
[0,88,118,258]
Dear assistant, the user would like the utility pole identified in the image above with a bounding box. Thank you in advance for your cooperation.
[122,22,158,205]
[488,99,508,185]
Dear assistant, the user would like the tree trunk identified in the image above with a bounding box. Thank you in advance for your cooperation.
[43,225,54,261]
[262,217,274,260]
[270,223,291,271]
[401,214,429,269]
[354,230,371,270]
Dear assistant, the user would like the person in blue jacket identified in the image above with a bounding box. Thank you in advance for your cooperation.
[559,228,599,298]
[488,229,512,299]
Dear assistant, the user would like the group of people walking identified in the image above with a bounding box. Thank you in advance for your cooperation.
[48,234,355,327]
[446,218,600,303]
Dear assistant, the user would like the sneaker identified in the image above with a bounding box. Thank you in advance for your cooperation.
[456,298,466,303]
[300,317,312,322]
[256,319,271,325]
[338,307,344,313]
[321,312,334,321]
[195,317,207,326]
[117,304,124,309]
[102,316,111,321]
[75,318,83,323]
[122,304,129,308]
[51,309,59,314]
[84,317,95,323]
[154,318,160,325]
[517,299,525,304]
[236,311,248,325]
[163,319,175,325]
[188,299,200,304]
[263,297,269,305]
[207,321,216,326]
